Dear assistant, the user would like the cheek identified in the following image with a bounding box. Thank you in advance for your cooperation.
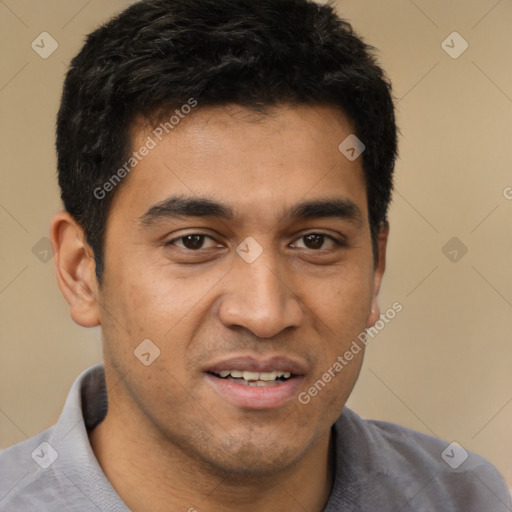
[298,261,372,403]
[309,265,374,336]
[297,348,364,440]
[99,259,221,377]
[103,257,188,332]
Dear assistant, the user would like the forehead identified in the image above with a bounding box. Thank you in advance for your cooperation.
[110,104,368,226]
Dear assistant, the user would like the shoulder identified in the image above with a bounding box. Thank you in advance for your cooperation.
[0,429,64,511]
[330,408,512,512]
[0,364,116,512]
[354,410,496,475]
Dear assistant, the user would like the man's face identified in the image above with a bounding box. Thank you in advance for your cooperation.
[96,104,385,475]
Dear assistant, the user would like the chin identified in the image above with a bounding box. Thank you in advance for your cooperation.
[204,436,307,477]
[209,454,300,478]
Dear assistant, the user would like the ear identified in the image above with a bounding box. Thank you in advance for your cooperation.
[50,211,100,328]
[367,221,389,327]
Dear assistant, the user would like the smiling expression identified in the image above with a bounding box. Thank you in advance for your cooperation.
[94,103,387,475]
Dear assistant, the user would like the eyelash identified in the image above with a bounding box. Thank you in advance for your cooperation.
[164,233,347,252]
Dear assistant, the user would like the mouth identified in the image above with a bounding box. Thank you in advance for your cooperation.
[208,369,294,387]
[204,356,306,409]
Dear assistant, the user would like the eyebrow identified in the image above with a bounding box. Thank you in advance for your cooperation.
[139,196,234,227]
[139,195,363,228]
[284,197,363,227]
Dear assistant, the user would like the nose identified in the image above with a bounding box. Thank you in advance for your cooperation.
[217,252,304,339]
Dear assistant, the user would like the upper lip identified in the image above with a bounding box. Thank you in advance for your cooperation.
[205,355,308,376]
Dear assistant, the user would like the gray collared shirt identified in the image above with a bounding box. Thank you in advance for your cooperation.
[1,364,510,511]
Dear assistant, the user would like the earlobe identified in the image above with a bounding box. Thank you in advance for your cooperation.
[50,211,100,328]
[367,221,389,328]
[367,297,380,327]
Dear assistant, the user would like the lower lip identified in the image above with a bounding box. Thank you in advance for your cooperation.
[204,374,304,410]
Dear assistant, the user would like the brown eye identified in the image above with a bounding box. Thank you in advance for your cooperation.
[302,234,325,249]
[292,233,342,250]
[181,235,205,250]
[166,234,218,250]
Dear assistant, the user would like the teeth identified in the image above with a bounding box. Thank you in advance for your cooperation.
[239,380,276,387]
[215,370,292,381]
[243,371,260,381]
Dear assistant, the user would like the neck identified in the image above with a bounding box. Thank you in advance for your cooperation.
[89,394,334,512]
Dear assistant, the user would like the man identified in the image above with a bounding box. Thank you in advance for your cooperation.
[0,0,509,510]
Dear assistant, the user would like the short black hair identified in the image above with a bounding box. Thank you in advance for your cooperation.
[56,0,397,283]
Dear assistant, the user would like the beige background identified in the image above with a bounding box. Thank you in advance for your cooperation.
[1,0,511,489]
